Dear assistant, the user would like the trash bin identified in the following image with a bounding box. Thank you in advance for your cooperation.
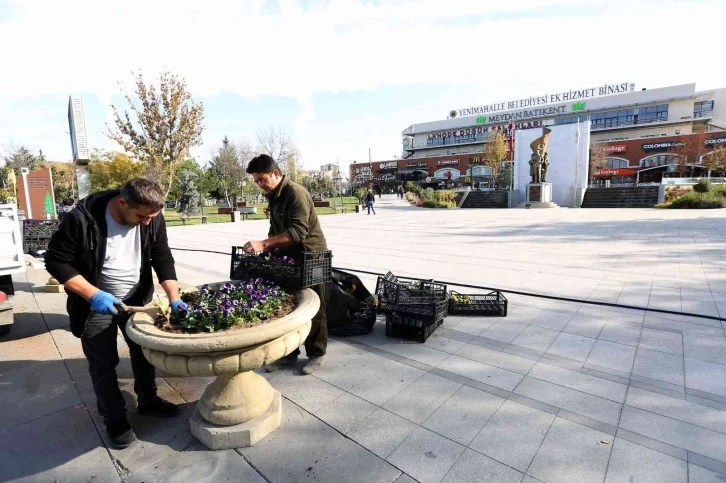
[231,211,240,223]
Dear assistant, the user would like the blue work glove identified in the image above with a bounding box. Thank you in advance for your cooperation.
[89,291,121,315]
[170,300,189,313]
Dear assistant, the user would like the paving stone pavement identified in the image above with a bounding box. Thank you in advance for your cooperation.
[2,200,726,482]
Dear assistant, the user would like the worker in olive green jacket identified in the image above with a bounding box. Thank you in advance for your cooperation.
[243,154,328,375]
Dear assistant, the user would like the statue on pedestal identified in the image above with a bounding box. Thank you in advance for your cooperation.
[528,127,552,184]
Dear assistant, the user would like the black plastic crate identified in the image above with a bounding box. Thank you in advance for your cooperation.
[385,313,443,343]
[375,272,447,306]
[230,248,332,288]
[23,219,60,237]
[448,291,508,317]
[23,236,52,255]
[379,298,448,322]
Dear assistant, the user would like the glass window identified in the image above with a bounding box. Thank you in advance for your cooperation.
[606,157,629,168]
[694,100,714,118]
[639,153,681,168]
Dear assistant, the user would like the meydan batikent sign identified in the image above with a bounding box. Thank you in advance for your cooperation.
[450,82,633,118]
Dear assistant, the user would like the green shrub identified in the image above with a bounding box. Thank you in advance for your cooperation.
[694,180,712,194]
[405,182,422,196]
[433,190,456,204]
[422,200,437,208]
[711,184,726,198]
[667,191,724,209]
[421,188,435,203]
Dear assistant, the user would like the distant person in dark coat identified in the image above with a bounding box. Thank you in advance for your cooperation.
[366,189,376,215]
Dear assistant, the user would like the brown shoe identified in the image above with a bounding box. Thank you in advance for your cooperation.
[301,356,324,376]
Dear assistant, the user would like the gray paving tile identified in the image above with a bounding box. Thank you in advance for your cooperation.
[0,406,118,483]
[387,427,465,483]
[585,340,637,374]
[686,393,726,411]
[528,362,628,403]
[629,378,686,400]
[454,343,537,375]
[581,367,630,385]
[441,448,523,483]
[511,325,560,353]
[425,335,468,354]
[437,328,476,344]
[598,321,642,347]
[384,373,462,424]
[514,377,622,426]
[470,399,555,473]
[539,353,584,372]
[314,392,378,434]
[126,444,265,483]
[438,355,523,392]
[479,321,528,344]
[429,368,512,399]
[689,453,726,478]
[545,333,597,362]
[626,386,726,435]
[423,385,504,446]
[640,328,684,355]
[563,316,607,338]
[379,342,451,367]
[615,427,687,461]
[684,334,726,366]
[527,417,613,483]
[685,358,726,399]
[632,348,685,387]
[618,406,726,464]
[557,410,617,436]
[0,360,81,430]
[449,318,495,336]
[530,311,574,331]
[521,477,545,483]
[393,474,418,483]
[272,370,344,413]
[239,400,401,483]
[347,408,418,459]
[603,438,687,483]
[349,359,426,406]
[508,393,560,416]
[689,462,726,483]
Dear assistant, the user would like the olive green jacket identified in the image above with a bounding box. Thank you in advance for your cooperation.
[266,176,328,253]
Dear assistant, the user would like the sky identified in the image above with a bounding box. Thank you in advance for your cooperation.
[1,0,724,177]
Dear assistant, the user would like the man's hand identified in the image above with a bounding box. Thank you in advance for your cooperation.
[243,240,266,254]
[170,300,189,313]
[89,291,122,315]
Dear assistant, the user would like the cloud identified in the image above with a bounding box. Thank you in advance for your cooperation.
[1,0,724,165]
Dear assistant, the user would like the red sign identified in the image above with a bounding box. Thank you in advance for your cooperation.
[604,144,627,153]
[593,168,635,177]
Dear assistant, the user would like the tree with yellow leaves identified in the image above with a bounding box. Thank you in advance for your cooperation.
[107,71,205,196]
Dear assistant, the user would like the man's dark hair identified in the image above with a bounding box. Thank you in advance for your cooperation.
[246,154,281,174]
[120,178,166,211]
[62,198,74,206]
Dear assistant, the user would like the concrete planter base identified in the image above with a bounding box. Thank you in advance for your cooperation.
[190,390,282,450]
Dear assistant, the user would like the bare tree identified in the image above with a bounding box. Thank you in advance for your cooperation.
[703,145,726,176]
[107,70,205,196]
[481,131,508,187]
[256,126,302,181]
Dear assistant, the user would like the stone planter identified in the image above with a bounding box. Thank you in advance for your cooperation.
[126,283,320,450]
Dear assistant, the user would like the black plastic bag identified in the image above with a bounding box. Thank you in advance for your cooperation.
[327,269,376,336]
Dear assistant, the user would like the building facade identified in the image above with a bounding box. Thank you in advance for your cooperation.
[349,82,726,189]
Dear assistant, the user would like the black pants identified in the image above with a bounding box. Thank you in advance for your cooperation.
[291,283,327,358]
[81,312,157,425]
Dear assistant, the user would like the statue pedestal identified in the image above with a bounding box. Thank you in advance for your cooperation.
[520,183,558,208]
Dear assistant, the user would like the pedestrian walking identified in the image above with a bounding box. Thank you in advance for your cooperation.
[45,178,186,449]
[366,189,376,215]
[243,154,329,375]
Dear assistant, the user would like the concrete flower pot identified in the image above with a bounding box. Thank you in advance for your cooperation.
[126,282,320,450]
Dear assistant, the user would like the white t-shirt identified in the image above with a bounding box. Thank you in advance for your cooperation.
[99,206,142,300]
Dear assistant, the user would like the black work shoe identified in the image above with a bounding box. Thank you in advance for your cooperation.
[265,352,299,373]
[107,419,137,449]
[137,397,180,417]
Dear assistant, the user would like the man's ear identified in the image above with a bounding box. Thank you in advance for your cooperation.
[272,169,282,179]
